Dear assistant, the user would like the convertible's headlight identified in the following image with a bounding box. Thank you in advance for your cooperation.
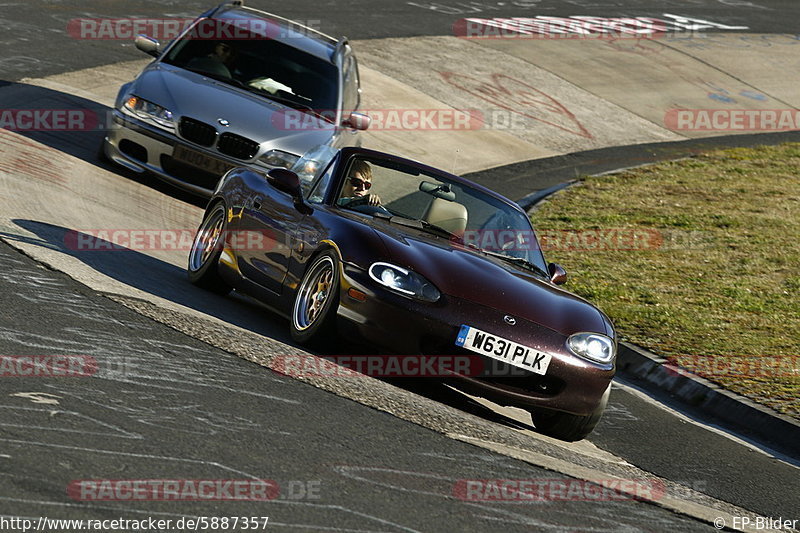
[122,96,175,131]
[369,262,440,302]
[567,333,615,364]
[259,149,300,169]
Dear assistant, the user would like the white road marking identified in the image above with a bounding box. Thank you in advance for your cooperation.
[9,392,60,405]
[612,378,800,469]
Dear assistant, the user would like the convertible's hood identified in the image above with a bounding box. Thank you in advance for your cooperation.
[131,64,335,155]
[373,226,611,337]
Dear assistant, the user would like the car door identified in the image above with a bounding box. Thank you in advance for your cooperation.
[236,175,306,294]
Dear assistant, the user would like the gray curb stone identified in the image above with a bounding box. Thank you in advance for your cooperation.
[508,144,800,458]
[617,342,800,458]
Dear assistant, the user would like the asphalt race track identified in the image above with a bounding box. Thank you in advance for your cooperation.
[1,0,799,532]
[3,0,800,81]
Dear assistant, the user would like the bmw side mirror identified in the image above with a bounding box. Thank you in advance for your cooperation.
[548,263,567,285]
[135,35,161,57]
[267,168,312,214]
[342,112,371,131]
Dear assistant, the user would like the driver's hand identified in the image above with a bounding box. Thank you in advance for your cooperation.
[365,194,382,206]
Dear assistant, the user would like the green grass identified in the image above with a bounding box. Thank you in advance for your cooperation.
[532,144,800,418]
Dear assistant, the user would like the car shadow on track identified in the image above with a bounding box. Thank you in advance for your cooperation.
[4,224,532,433]
[398,378,536,430]
[0,80,206,208]
[7,219,538,434]
[3,219,302,348]
[322,341,537,432]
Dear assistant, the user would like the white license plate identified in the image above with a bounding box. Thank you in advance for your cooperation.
[455,325,552,375]
[173,144,234,175]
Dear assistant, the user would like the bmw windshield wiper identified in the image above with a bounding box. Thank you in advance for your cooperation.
[181,67,247,89]
[244,87,334,123]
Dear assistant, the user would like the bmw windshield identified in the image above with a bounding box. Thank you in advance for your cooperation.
[162,18,339,119]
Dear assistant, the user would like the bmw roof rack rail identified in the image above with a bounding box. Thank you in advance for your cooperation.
[332,37,350,63]
[196,1,340,45]
[200,0,244,20]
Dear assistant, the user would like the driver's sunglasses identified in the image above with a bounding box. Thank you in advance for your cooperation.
[348,177,372,190]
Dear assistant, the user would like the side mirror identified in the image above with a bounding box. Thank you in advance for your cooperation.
[135,35,161,57]
[267,168,302,197]
[548,262,567,285]
[342,112,371,131]
[267,168,312,214]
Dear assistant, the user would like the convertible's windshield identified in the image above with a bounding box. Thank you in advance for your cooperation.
[162,18,339,118]
[336,157,550,273]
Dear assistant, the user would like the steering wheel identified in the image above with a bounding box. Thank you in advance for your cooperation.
[345,196,391,216]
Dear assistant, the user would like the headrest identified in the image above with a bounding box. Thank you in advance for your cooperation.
[422,197,468,235]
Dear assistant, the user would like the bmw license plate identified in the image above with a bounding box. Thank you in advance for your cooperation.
[455,325,552,375]
[173,144,235,175]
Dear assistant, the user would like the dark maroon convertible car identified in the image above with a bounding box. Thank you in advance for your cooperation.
[188,146,616,440]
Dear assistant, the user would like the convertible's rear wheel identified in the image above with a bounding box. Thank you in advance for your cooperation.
[530,383,611,442]
[187,202,232,295]
[290,250,339,345]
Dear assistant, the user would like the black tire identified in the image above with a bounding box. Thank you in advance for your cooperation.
[187,202,232,295]
[530,383,611,442]
[290,250,340,346]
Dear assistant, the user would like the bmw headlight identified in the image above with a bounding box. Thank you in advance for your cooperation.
[369,262,440,302]
[259,149,300,169]
[567,333,616,364]
[291,145,337,184]
[122,96,175,131]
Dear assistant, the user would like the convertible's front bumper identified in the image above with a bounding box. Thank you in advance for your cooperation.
[337,263,615,416]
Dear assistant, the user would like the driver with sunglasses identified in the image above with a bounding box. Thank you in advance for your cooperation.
[338,160,382,207]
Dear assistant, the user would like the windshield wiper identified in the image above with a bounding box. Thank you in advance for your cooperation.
[372,214,456,240]
[181,67,247,89]
[245,87,334,123]
[419,220,459,239]
[469,247,550,278]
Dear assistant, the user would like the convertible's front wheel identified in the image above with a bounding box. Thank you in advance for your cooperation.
[290,250,339,345]
[530,383,611,442]
[187,202,232,295]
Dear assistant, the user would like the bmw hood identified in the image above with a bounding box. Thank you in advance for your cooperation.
[130,63,336,156]
[373,227,612,338]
